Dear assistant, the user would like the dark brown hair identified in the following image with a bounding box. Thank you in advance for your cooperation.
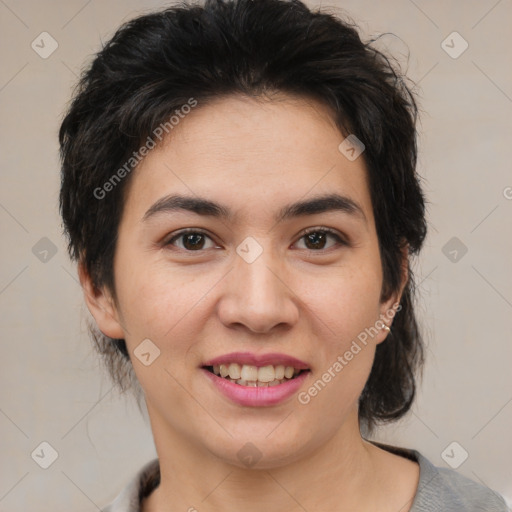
[59,0,427,434]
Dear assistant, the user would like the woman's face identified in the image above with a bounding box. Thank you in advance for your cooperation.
[89,94,403,468]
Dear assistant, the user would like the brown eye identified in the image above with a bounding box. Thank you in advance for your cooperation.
[294,229,346,251]
[166,230,216,251]
[304,231,328,250]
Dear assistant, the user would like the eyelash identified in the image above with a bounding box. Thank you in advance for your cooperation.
[164,227,348,252]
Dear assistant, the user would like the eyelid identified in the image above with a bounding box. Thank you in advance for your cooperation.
[163,226,349,251]
[293,226,349,249]
[164,228,218,250]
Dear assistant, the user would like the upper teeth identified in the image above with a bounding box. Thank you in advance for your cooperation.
[213,364,300,382]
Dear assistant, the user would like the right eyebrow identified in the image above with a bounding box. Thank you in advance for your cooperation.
[141,193,367,225]
[142,195,232,222]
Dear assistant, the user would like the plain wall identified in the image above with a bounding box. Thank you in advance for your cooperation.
[1,0,511,510]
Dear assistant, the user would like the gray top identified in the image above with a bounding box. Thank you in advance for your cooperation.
[102,441,509,511]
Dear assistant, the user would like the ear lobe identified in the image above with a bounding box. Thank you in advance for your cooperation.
[78,262,125,340]
[376,244,410,342]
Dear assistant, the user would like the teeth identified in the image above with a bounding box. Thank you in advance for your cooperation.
[228,363,241,380]
[210,363,305,386]
[240,365,258,382]
[231,377,289,386]
[284,366,294,379]
[257,365,275,383]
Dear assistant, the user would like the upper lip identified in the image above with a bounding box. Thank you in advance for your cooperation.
[202,352,310,370]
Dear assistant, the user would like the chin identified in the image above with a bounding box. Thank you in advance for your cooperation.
[202,426,317,471]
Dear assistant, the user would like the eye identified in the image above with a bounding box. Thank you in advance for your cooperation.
[163,227,347,252]
[164,229,218,251]
[294,227,347,251]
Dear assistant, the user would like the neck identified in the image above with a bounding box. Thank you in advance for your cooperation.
[142,405,381,512]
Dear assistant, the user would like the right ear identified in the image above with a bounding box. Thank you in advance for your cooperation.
[78,262,125,340]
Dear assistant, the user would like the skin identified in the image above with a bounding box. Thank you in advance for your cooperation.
[80,94,419,511]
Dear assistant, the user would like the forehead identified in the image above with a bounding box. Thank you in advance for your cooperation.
[121,94,374,227]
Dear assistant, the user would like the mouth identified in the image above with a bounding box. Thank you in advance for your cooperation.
[202,363,310,387]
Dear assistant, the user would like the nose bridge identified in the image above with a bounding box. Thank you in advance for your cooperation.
[235,234,284,301]
[218,238,298,332]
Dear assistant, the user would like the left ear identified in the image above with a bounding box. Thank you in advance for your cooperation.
[376,244,409,343]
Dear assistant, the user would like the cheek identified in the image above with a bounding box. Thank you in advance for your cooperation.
[116,257,214,348]
[117,264,209,394]
[299,262,383,344]
[295,270,382,423]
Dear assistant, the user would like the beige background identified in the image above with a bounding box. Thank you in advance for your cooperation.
[1,0,511,510]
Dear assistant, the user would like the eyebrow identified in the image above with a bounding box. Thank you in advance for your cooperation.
[142,193,367,224]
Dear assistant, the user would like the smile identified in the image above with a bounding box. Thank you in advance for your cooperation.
[204,363,309,387]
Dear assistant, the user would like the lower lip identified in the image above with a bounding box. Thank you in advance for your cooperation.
[201,368,310,407]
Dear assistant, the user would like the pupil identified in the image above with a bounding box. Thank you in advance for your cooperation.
[306,232,326,250]
[184,233,204,250]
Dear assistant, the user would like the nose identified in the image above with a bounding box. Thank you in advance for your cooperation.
[217,249,300,334]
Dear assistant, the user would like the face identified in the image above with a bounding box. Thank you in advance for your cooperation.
[84,94,404,469]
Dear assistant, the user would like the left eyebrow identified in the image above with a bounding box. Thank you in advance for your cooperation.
[276,193,367,224]
[141,193,367,224]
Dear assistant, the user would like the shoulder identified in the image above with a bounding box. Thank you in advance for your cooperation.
[370,440,509,512]
[412,455,509,512]
[101,458,160,512]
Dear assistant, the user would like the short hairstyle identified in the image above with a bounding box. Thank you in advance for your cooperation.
[59,0,427,434]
